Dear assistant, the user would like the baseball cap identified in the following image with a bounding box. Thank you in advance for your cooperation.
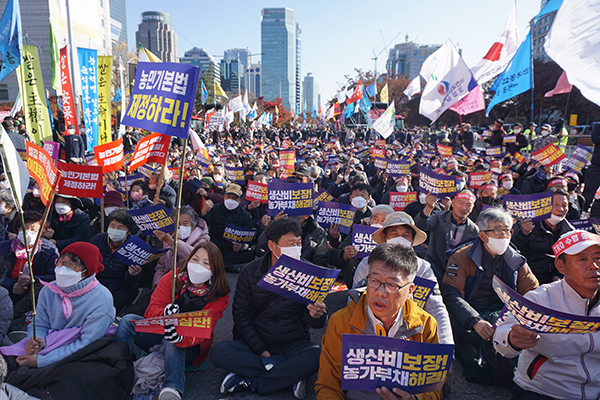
[224,183,243,197]
[372,212,427,246]
[552,230,600,257]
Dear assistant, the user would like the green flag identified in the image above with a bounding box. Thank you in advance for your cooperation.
[49,18,60,91]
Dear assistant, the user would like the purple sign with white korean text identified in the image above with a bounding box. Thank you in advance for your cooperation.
[411,276,437,309]
[503,191,553,223]
[418,166,457,198]
[315,201,357,234]
[127,204,175,235]
[352,225,378,258]
[114,235,168,266]
[267,181,314,217]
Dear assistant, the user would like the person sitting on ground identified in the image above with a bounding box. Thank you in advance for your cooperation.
[316,244,442,400]
[0,190,18,243]
[494,230,600,400]
[0,355,37,399]
[128,179,154,210]
[210,218,327,398]
[46,194,90,252]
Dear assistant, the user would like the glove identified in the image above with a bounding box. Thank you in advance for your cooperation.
[164,303,180,316]
[164,324,182,343]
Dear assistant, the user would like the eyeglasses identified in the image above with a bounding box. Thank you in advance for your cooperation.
[55,258,82,271]
[484,228,513,236]
[366,276,411,293]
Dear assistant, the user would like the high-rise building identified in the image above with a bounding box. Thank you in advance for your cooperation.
[247,62,262,97]
[109,0,127,47]
[532,2,556,62]
[135,11,178,62]
[180,47,220,84]
[224,48,251,69]
[261,7,299,111]
[295,24,301,115]
[0,0,112,101]
[302,73,318,115]
[385,41,442,79]
[220,58,245,95]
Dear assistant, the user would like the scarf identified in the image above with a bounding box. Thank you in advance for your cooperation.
[177,271,209,297]
[40,278,100,319]
[59,211,73,222]
[10,237,38,260]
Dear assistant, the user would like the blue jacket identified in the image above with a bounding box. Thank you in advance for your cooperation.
[90,232,141,293]
[0,238,59,293]
[50,209,91,252]
[63,134,85,160]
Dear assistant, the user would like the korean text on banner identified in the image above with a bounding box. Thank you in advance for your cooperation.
[315,201,357,234]
[121,62,200,138]
[469,171,493,189]
[389,192,417,211]
[486,146,502,157]
[16,46,53,143]
[77,47,99,151]
[313,189,335,208]
[386,160,411,177]
[225,166,245,185]
[504,191,553,223]
[94,138,124,173]
[257,255,341,305]
[532,143,566,167]
[25,142,60,206]
[267,181,313,217]
[223,224,256,244]
[127,204,176,235]
[97,56,113,145]
[493,276,600,334]
[115,235,168,266]
[412,276,436,309]
[341,334,454,394]
[59,46,78,133]
[245,180,268,203]
[42,141,60,165]
[564,144,592,172]
[129,132,170,171]
[57,162,103,198]
[133,310,213,338]
[418,166,457,198]
[371,148,385,159]
[436,144,452,158]
[352,225,378,258]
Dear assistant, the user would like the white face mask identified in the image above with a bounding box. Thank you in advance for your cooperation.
[502,181,513,190]
[55,203,71,215]
[457,181,465,191]
[547,213,565,226]
[485,235,510,255]
[351,196,367,209]
[107,227,128,242]
[18,230,38,246]
[187,262,212,284]
[513,128,521,134]
[54,266,82,288]
[224,199,239,210]
[541,130,550,137]
[387,236,412,248]
[371,223,383,228]
[277,245,302,260]
[32,188,41,198]
[0,204,8,215]
[0,180,10,190]
[179,225,192,240]
[344,175,350,182]
[104,207,118,217]
[396,184,408,193]
[213,174,223,182]
[419,193,427,204]
[491,167,502,174]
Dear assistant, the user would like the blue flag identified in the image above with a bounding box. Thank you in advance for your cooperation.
[201,79,208,104]
[365,83,377,98]
[0,0,22,82]
[77,47,99,151]
[344,102,354,119]
[358,87,371,113]
[311,106,317,119]
[112,87,121,103]
[535,0,562,22]
[486,31,533,117]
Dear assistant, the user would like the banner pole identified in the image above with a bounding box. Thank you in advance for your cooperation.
[100,197,105,233]
[171,136,189,304]
[153,163,166,206]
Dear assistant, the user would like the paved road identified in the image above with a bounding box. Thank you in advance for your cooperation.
[180,272,512,400]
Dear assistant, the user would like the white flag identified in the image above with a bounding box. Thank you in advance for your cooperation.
[337,90,347,104]
[471,5,520,84]
[420,45,446,83]
[419,42,477,123]
[325,105,335,120]
[10,91,21,118]
[229,95,244,113]
[545,0,600,107]
[372,102,395,139]
[118,59,126,138]
[0,126,30,209]
[403,76,422,101]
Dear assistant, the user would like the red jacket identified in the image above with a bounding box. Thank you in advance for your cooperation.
[145,273,229,366]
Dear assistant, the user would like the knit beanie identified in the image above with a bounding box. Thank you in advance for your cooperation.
[61,242,104,276]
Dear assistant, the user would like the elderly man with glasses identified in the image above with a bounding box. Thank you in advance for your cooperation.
[316,244,442,400]
[441,208,539,387]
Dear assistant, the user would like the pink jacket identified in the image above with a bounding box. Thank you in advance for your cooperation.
[152,220,210,287]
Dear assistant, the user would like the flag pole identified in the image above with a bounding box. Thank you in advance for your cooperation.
[153,164,166,206]
[171,135,189,304]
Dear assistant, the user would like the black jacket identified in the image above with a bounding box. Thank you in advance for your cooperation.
[485,129,504,147]
[90,233,141,294]
[590,122,600,166]
[50,209,91,252]
[202,202,254,253]
[63,134,85,160]
[521,173,548,195]
[0,238,59,294]
[232,253,327,355]
[299,216,330,267]
[505,133,528,155]
[463,130,474,150]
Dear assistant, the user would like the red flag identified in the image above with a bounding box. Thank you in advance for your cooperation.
[94,138,124,173]
[26,142,61,206]
[346,79,364,104]
[544,71,572,97]
[333,102,341,116]
[57,162,103,198]
[59,46,78,134]
[130,132,170,171]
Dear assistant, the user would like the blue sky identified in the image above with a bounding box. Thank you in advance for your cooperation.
[126,0,542,104]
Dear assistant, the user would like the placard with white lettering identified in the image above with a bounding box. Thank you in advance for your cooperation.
[386,160,411,177]
[412,276,436,309]
[222,224,256,244]
[352,225,378,258]
[503,192,553,223]
[114,235,168,266]
[418,167,457,198]
[267,181,314,217]
[127,204,175,235]
[315,201,357,234]
[389,192,417,211]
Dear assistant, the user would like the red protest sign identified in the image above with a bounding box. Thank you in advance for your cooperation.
[94,138,124,173]
[371,148,385,158]
[389,192,417,211]
[245,180,268,203]
[514,152,526,164]
[469,171,493,189]
[437,144,453,158]
[130,132,170,171]
[532,143,566,167]
[133,309,213,338]
[57,162,103,198]
[375,139,386,147]
[26,142,61,206]
[280,150,295,168]
[168,167,181,180]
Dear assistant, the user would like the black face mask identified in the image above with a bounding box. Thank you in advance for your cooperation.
[568,183,578,192]
[481,196,495,206]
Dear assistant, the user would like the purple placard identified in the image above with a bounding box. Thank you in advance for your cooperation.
[225,166,245,185]
[564,144,592,173]
[267,181,314,217]
[486,146,502,157]
[503,191,553,223]
[256,255,341,305]
[43,141,60,164]
[341,334,453,394]
[352,225,378,258]
[116,173,144,191]
[223,223,256,244]
[114,235,168,266]
[315,201,357,234]
[411,276,436,309]
[493,276,600,334]
[313,189,336,208]
[127,204,176,235]
[570,219,595,232]
[418,166,458,198]
[386,160,411,177]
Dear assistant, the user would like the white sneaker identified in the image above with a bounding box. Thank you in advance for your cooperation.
[293,379,306,399]
[158,387,181,400]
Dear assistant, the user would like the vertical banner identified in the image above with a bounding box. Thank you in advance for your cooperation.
[59,46,78,133]
[97,56,113,145]
[77,47,99,151]
[16,46,52,144]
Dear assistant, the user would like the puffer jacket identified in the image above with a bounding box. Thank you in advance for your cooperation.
[50,208,91,252]
[494,280,600,400]
[202,202,254,253]
[0,238,59,293]
[232,252,327,355]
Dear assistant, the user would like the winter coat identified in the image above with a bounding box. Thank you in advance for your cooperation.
[90,233,142,294]
[202,202,254,253]
[50,209,90,252]
[0,238,58,294]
